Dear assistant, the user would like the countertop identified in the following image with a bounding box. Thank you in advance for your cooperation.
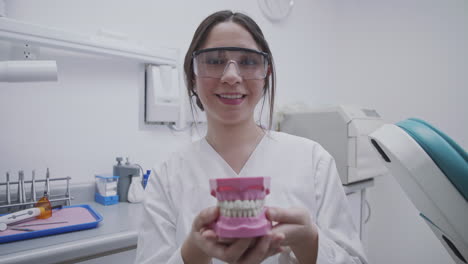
[0,184,143,264]
[0,180,373,264]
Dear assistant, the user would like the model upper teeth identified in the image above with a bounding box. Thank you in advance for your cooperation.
[217,199,265,218]
[219,94,243,99]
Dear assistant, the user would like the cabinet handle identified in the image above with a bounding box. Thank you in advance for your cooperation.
[364,199,371,224]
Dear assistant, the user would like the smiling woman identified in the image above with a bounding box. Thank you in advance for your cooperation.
[183,11,276,131]
[135,10,368,264]
[194,25,267,128]
[191,46,268,114]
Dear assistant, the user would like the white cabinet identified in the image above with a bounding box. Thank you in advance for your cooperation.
[347,191,363,236]
[344,179,373,252]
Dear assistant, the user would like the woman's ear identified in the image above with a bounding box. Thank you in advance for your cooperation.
[192,79,197,92]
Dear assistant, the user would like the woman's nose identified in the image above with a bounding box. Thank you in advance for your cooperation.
[221,61,242,84]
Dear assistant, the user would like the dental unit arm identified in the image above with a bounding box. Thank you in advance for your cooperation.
[369,118,468,264]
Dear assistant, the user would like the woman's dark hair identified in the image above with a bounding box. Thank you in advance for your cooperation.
[183,10,276,130]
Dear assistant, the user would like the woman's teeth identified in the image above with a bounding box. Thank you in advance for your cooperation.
[218,94,244,99]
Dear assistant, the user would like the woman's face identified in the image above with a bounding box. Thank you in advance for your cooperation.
[194,22,265,127]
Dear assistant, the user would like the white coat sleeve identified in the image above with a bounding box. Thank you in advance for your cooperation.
[134,161,185,264]
[314,148,368,264]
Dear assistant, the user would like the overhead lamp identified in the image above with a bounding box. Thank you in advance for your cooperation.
[0,60,58,82]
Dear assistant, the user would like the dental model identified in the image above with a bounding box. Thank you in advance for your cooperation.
[209,177,271,238]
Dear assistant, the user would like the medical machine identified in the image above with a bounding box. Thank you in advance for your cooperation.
[278,105,387,185]
[369,118,468,264]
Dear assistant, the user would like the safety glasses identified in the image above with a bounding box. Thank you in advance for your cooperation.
[193,47,269,80]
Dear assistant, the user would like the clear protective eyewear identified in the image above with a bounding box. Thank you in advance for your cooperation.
[193,47,269,80]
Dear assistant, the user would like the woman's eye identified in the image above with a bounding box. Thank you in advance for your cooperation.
[240,58,258,65]
[205,58,225,65]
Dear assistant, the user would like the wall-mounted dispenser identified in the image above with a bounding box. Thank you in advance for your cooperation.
[145,64,180,124]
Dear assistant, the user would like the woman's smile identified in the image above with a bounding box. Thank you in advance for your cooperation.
[216,93,247,105]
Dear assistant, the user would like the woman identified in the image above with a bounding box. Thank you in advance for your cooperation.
[135,10,367,264]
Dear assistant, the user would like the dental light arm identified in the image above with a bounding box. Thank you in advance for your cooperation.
[0,60,58,82]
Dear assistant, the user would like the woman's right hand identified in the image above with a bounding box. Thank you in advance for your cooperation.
[181,206,283,264]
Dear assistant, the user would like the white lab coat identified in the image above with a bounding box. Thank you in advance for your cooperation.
[135,131,368,264]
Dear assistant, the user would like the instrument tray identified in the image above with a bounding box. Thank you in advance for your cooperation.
[0,204,103,243]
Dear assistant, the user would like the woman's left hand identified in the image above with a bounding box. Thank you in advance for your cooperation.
[266,207,319,263]
[226,232,285,264]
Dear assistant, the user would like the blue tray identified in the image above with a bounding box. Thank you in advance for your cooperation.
[0,204,103,244]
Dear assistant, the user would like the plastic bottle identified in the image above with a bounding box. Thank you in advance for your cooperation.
[127,175,144,203]
[142,170,151,189]
[113,157,140,202]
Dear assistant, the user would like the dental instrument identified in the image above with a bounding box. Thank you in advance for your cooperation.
[17,171,24,206]
[17,221,68,227]
[45,168,50,198]
[0,204,52,232]
[0,222,68,232]
[21,171,27,206]
[209,177,271,238]
[6,172,11,205]
[65,174,70,202]
[8,227,35,232]
[31,170,36,202]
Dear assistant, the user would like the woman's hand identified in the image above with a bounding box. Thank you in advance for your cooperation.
[266,207,319,264]
[227,232,285,264]
[182,206,284,264]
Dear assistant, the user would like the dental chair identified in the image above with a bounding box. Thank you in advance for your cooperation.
[369,118,468,264]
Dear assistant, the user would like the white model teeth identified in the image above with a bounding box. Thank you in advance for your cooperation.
[219,94,243,99]
[217,199,265,218]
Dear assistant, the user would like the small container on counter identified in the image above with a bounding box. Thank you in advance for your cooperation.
[94,175,119,205]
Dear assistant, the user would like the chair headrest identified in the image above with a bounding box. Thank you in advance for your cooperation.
[397,118,468,201]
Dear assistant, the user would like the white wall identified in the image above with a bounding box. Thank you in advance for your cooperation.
[1,0,466,263]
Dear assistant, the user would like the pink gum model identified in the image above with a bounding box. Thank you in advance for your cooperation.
[209,177,271,238]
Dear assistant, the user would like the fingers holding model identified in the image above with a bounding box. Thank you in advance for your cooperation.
[182,206,285,264]
[266,207,319,263]
[232,232,285,264]
[182,175,286,264]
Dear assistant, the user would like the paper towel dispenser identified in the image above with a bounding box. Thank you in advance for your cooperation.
[278,105,387,185]
[145,64,180,124]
